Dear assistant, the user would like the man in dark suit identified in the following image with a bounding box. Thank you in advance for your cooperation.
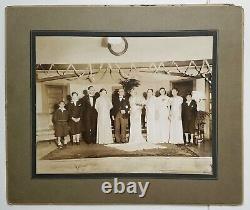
[81,86,98,144]
[112,88,130,143]
[182,94,198,145]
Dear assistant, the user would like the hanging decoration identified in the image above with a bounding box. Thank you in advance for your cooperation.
[35,59,213,84]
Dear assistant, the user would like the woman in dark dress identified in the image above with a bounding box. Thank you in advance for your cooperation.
[182,94,197,145]
[52,101,69,148]
[68,92,82,145]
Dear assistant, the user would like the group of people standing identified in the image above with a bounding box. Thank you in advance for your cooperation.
[52,85,198,149]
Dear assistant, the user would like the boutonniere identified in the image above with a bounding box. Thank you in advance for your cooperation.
[125,105,128,108]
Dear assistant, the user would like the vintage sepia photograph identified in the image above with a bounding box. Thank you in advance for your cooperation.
[33,31,217,177]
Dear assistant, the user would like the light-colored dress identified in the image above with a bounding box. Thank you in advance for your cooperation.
[95,95,113,144]
[146,96,157,143]
[169,96,184,144]
[155,95,171,143]
[128,96,146,144]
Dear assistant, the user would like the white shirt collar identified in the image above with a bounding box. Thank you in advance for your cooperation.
[59,107,66,112]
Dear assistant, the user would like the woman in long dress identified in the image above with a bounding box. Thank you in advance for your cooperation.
[155,87,171,143]
[128,88,146,144]
[145,89,157,143]
[169,88,184,144]
[95,88,113,144]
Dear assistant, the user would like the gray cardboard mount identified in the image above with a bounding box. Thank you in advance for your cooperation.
[6,5,243,204]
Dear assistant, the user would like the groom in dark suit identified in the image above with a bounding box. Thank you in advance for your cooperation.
[112,88,130,143]
[81,86,98,144]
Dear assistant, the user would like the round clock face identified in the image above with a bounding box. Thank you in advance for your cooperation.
[108,37,128,56]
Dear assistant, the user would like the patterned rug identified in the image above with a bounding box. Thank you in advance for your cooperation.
[41,142,200,160]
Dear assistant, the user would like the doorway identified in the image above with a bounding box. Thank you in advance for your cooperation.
[171,79,194,98]
[45,85,68,114]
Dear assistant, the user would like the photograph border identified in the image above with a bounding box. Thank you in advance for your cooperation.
[31,30,218,180]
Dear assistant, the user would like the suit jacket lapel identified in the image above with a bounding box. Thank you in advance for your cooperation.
[93,96,97,107]
[85,95,90,106]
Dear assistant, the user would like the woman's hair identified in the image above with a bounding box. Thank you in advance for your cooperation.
[99,88,107,93]
[172,88,179,92]
[82,89,88,95]
[58,100,65,105]
[147,89,154,93]
[71,92,78,96]
[159,87,167,95]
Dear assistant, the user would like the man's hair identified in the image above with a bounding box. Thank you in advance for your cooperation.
[71,92,78,96]
[100,88,107,93]
[58,100,65,105]
[88,85,94,90]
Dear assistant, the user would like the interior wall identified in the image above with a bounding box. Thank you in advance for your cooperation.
[36,36,213,64]
[69,80,171,99]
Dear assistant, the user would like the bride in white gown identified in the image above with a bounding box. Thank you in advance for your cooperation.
[128,88,146,144]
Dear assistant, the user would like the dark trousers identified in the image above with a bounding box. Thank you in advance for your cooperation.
[84,114,97,144]
[84,128,97,144]
[114,112,128,143]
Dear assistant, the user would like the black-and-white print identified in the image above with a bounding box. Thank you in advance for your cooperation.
[34,33,216,176]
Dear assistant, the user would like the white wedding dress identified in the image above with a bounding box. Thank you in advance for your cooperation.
[95,95,113,144]
[128,96,146,144]
[155,95,171,143]
[169,96,184,144]
[145,96,157,143]
[108,95,165,151]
